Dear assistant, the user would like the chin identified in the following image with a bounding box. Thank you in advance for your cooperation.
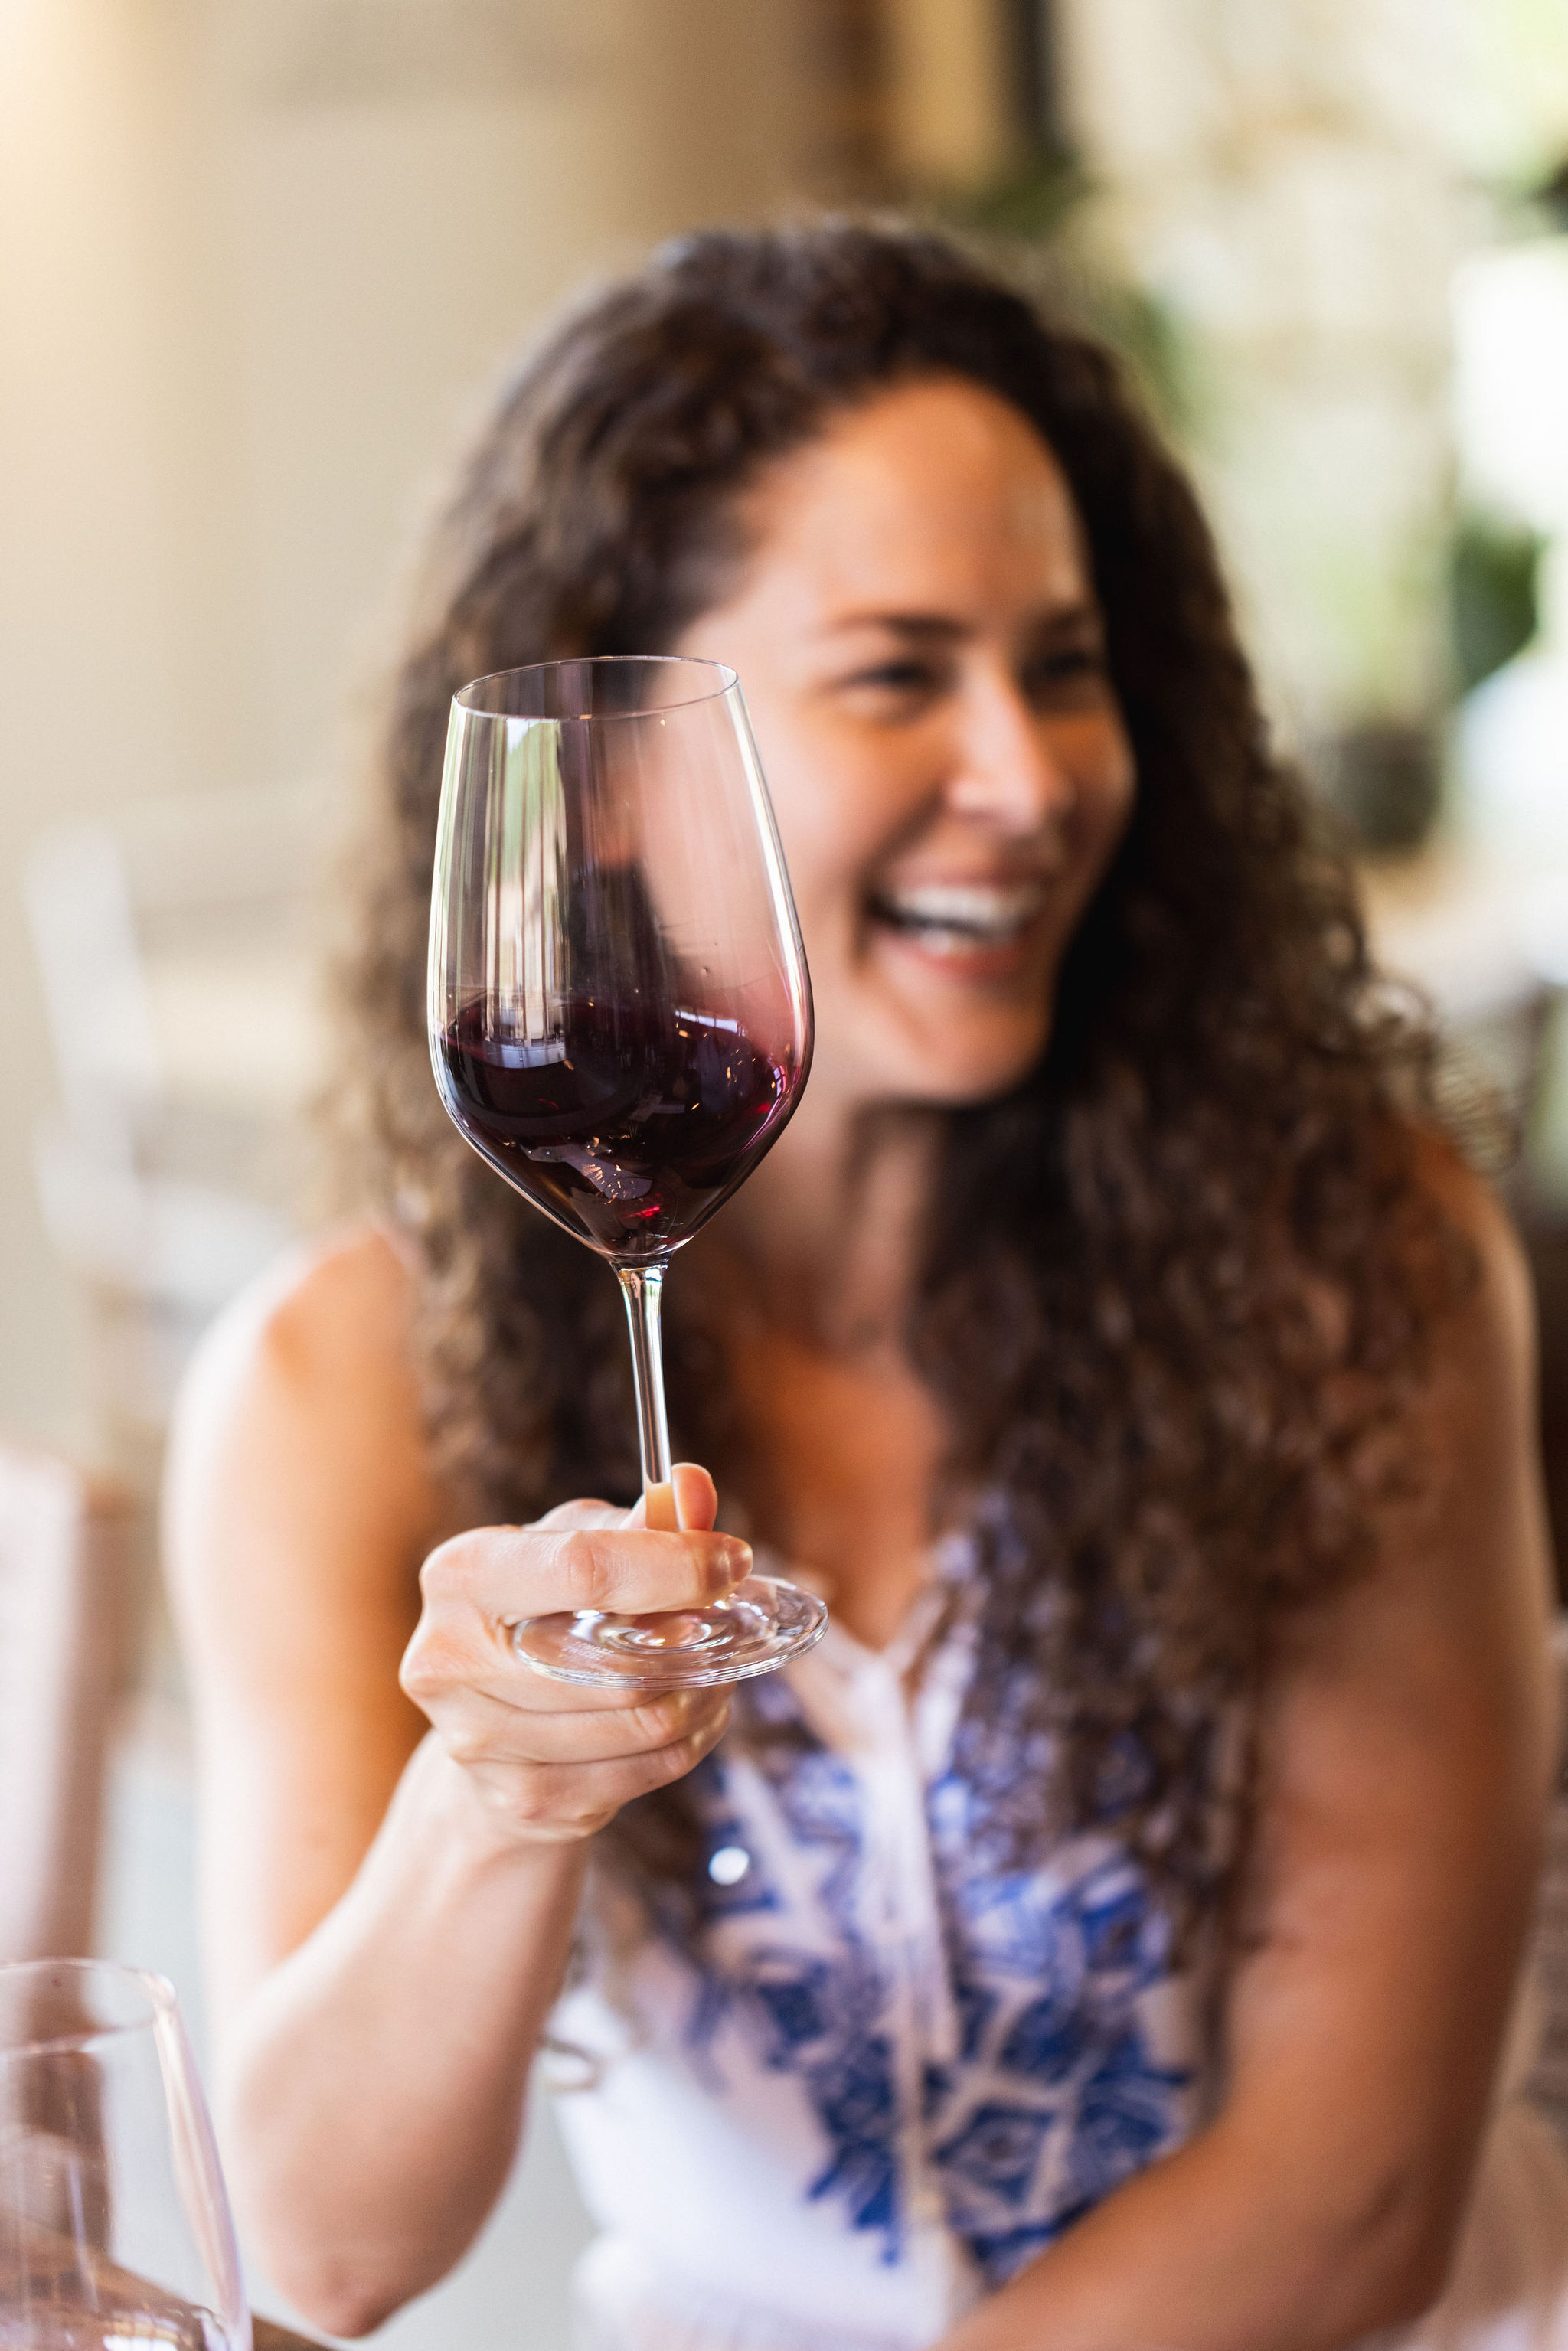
[877,1018,1051,1111]
[920,1063,1043,1109]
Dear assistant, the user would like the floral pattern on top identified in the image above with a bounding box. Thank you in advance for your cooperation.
[636,1630,1216,2295]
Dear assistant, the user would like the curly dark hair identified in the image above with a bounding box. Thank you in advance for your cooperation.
[333,220,1466,1929]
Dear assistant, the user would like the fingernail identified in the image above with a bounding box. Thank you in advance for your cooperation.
[708,1540,752,1597]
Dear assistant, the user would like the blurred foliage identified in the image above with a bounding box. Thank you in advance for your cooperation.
[942,148,1089,240]
[1463,0,1568,192]
[1478,148,1568,237]
[1450,511,1544,693]
[1316,720,1442,855]
[1538,154,1568,232]
[929,147,1197,436]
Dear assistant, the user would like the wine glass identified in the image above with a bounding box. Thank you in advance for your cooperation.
[428,655,828,1689]
[0,1958,249,2350]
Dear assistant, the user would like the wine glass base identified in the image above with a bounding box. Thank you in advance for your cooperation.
[509,1572,828,1690]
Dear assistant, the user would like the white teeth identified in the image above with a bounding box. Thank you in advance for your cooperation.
[872,880,1045,940]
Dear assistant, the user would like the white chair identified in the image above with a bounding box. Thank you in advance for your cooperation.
[1360,847,1564,1197]
[0,1444,135,1961]
[24,787,325,1479]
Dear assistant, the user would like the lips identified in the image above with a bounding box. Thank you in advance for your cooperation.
[864,877,1048,957]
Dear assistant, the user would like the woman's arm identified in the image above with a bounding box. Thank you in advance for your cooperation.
[165,1231,744,2336]
[941,1154,1558,2351]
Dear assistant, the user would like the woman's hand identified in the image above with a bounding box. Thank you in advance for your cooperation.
[399,1461,747,1847]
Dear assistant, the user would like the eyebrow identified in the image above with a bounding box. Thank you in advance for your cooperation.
[822,602,1103,642]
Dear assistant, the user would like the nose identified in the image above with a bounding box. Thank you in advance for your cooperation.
[942,669,1074,838]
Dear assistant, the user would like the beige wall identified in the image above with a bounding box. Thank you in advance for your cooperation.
[0,0,828,1443]
[880,0,1017,184]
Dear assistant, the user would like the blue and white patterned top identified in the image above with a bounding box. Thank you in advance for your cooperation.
[550,1563,1231,2351]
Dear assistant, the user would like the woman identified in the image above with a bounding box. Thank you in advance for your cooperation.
[167,224,1562,2351]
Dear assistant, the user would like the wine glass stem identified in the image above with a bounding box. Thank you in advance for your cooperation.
[616,1262,677,1530]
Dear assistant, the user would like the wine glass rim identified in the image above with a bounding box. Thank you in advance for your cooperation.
[455,654,739,722]
[0,1956,178,2055]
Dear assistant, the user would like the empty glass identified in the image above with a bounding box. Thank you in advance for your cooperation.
[0,1960,248,2350]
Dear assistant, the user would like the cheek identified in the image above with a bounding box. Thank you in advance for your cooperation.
[754,739,900,928]
[758,782,842,929]
[1075,723,1137,877]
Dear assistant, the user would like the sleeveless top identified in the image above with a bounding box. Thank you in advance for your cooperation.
[547,1543,1238,2347]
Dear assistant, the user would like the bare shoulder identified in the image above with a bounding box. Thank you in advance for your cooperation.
[1228,1131,1557,2249]
[181,1221,421,1423]
[1396,1125,1538,1478]
[1271,1120,1553,1723]
[1410,1118,1531,1320]
[166,1228,445,2003]
[165,1223,443,1639]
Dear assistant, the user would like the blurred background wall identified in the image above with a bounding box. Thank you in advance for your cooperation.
[5,0,1565,1468]
[3,2,1568,2340]
[0,0,876,1451]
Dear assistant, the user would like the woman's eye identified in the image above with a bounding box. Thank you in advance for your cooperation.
[1024,647,1107,703]
[849,660,942,695]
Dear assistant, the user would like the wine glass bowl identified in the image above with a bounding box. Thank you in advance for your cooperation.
[429,657,828,1688]
[0,1959,248,2351]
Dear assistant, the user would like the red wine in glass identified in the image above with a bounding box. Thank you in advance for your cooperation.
[428,655,826,1689]
[436,997,798,1262]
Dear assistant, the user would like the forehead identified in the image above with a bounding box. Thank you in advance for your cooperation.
[730,374,1090,623]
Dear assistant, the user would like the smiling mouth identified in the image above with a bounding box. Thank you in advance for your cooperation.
[864,879,1048,957]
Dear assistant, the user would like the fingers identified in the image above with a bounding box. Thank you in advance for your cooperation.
[407,1624,721,1718]
[421,1517,749,1628]
[406,1465,750,1723]
[426,1682,730,1769]
[462,1706,731,1840]
[403,1470,739,1847]
[534,1497,629,1533]
[538,1464,718,1538]
[620,1462,720,1536]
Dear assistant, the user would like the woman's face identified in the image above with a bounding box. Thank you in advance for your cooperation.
[675,374,1137,1114]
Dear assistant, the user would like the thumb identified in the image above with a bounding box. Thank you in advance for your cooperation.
[622,1461,720,1535]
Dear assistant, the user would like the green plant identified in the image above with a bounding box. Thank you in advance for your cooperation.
[1450,511,1544,694]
